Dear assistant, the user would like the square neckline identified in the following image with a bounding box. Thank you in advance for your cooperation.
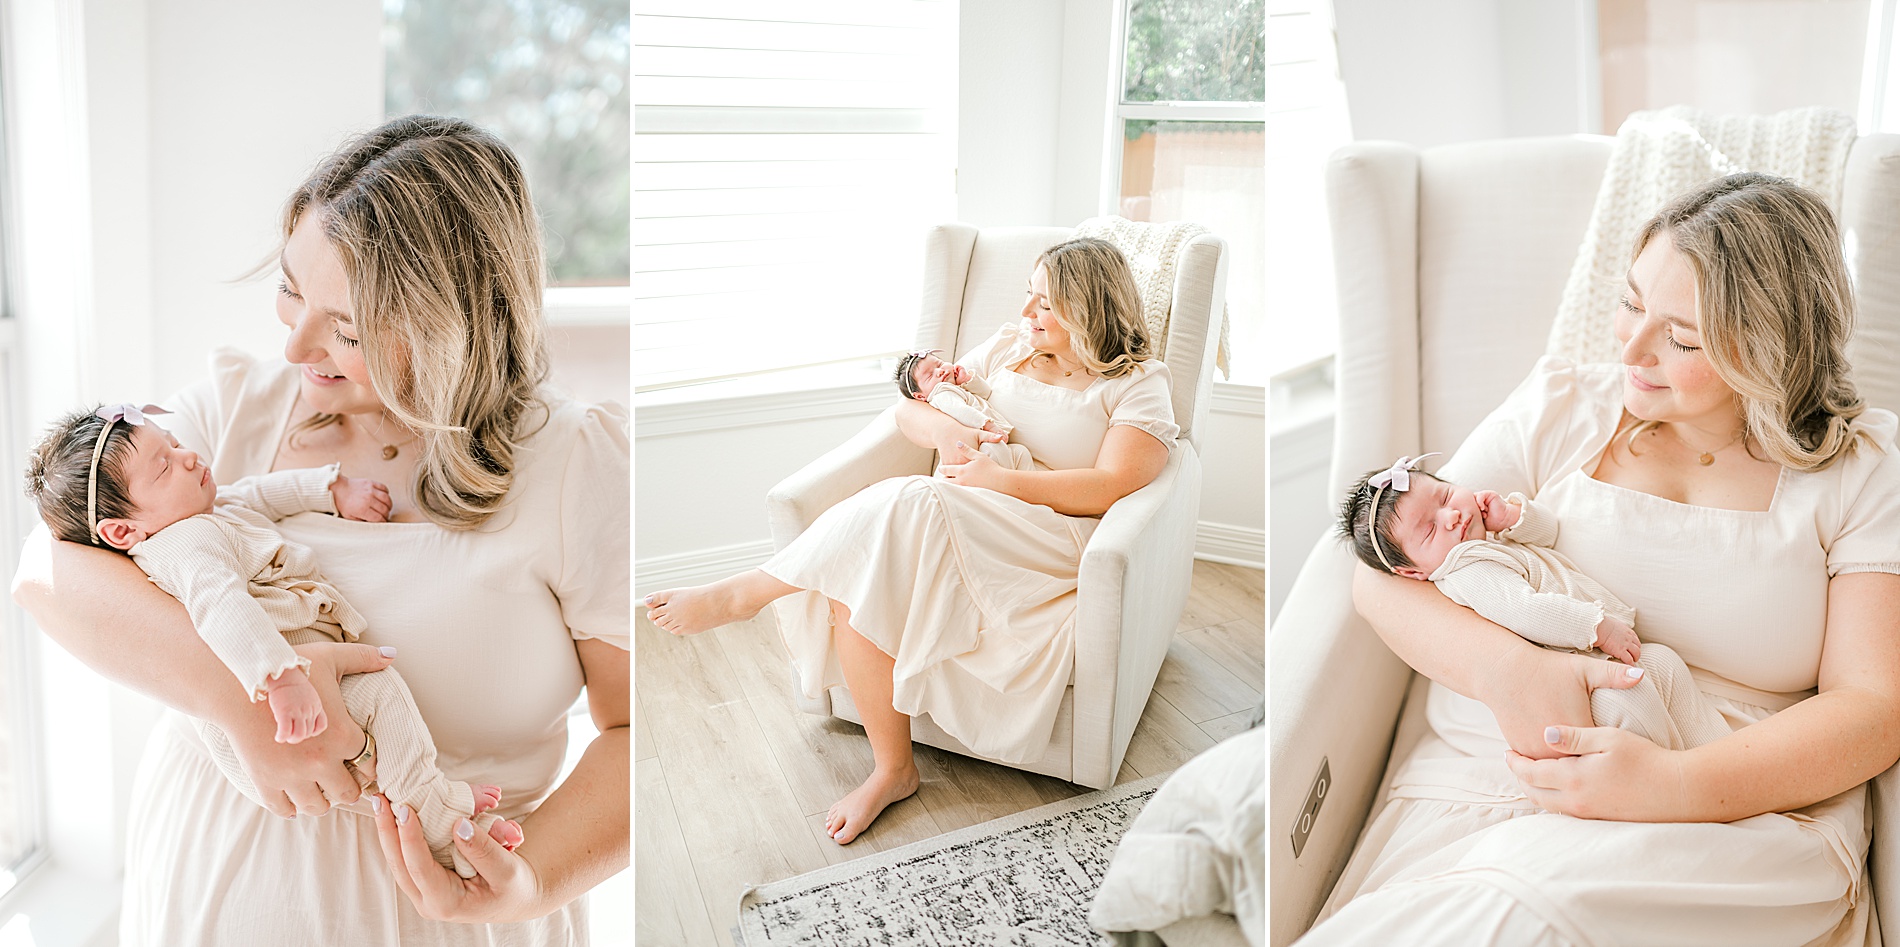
[1575,412,1787,516]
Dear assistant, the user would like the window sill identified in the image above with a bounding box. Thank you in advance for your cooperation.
[0,859,117,947]
[545,286,628,327]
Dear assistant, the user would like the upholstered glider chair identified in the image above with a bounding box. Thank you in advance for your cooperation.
[766,223,1228,790]
[1268,134,1900,946]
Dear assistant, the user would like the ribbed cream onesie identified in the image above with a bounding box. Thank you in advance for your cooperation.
[129,465,495,877]
[1429,493,1730,750]
[926,374,1038,471]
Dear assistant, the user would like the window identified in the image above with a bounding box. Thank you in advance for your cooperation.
[631,0,957,391]
[1114,0,1266,385]
[384,0,631,288]
[1263,1,1347,386]
[0,271,40,905]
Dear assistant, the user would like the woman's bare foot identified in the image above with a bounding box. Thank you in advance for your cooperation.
[644,570,795,636]
[824,764,920,845]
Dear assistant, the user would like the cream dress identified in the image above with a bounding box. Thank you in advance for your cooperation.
[118,351,629,947]
[1305,357,1900,947]
[763,322,1178,764]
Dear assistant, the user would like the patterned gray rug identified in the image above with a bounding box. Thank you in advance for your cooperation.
[734,773,1169,946]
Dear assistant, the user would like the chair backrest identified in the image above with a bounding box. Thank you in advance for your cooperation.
[1328,132,1900,497]
[913,223,1227,446]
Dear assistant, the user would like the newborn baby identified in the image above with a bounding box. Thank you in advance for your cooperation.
[22,403,523,876]
[895,350,1037,471]
[1338,453,1731,751]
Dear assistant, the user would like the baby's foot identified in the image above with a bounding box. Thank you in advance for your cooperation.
[489,818,523,851]
[644,583,760,636]
[824,764,920,845]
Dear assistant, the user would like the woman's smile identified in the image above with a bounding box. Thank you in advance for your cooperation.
[1628,369,1664,392]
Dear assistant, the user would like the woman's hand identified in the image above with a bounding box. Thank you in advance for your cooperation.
[225,641,390,817]
[1506,725,1690,821]
[941,445,1006,490]
[893,397,1003,462]
[931,425,1004,465]
[1479,642,1646,761]
[369,794,543,924]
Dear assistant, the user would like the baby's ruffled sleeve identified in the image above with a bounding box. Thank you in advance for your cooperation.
[1106,361,1180,448]
[1827,415,1900,578]
[555,402,631,651]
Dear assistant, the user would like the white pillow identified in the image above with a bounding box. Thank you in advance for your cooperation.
[1090,727,1265,946]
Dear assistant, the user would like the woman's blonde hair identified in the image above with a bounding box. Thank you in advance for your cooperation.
[1628,172,1864,471]
[282,115,550,528]
[1036,237,1152,378]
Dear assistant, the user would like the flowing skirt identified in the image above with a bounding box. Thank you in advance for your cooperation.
[1302,684,1872,947]
[120,712,587,947]
[761,475,1096,764]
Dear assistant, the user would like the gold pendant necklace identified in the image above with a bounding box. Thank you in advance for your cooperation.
[1685,427,1746,466]
[366,412,418,461]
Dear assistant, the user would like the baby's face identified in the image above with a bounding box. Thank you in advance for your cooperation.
[111,422,217,541]
[1388,474,1486,579]
[909,355,971,400]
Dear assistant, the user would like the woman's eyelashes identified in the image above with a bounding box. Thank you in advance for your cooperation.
[1620,295,1700,352]
[278,279,301,301]
[332,328,360,348]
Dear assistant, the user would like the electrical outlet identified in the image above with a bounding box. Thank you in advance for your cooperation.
[1290,757,1330,858]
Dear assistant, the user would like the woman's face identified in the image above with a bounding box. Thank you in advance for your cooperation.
[277,208,382,416]
[1021,264,1075,357]
[1615,231,1738,429]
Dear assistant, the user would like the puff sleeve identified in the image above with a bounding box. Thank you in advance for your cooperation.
[555,403,631,650]
[1106,361,1180,448]
[1438,357,1626,501]
[164,348,257,462]
[955,323,1026,376]
[1826,412,1900,578]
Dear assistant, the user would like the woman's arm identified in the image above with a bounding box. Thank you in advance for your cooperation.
[1352,564,1642,760]
[1511,571,1900,821]
[893,397,1004,462]
[941,425,1168,516]
[11,526,379,812]
[371,637,630,922]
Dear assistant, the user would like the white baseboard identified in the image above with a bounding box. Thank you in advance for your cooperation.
[635,539,778,596]
[1194,521,1266,569]
[635,524,1264,596]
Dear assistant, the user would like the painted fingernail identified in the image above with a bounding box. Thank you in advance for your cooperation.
[455,818,475,841]
[395,804,411,826]
[370,795,383,815]
[379,646,397,658]
[1626,666,1644,680]
[1544,726,1561,744]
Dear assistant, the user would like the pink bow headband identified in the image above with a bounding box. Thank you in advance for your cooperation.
[87,403,169,544]
[1367,452,1440,572]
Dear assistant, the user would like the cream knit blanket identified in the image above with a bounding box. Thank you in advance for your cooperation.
[1546,105,1856,365]
[1072,215,1232,377]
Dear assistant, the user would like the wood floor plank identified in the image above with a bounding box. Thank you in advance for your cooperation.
[1121,691,1216,778]
[911,745,1064,833]
[800,788,944,866]
[717,614,884,817]
[635,617,827,944]
[1209,560,1267,601]
[1151,635,1262,723]
[1198,707,1262,743]
[633,692,656,763]
[1176,560,1253,633]
[1182,616,1265,694]
[635,758,719,947]
[1115,759,1145,784]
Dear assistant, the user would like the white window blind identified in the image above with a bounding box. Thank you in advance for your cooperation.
[634,0,957,391]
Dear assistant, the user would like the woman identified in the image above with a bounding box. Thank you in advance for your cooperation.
[646,237,1176,843]
[1304,174,1900,944]
[11,116,628,945]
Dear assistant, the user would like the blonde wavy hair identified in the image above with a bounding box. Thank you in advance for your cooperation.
[282,115,550,528]
[1036,237,1153,378]
[1627,172,1865,471]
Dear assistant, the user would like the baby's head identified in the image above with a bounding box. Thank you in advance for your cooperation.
[24,404,216,553]
[1337,457,1486,580]
[894,350,970,401]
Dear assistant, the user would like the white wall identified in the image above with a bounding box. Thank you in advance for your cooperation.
[1332,0,1594,147]
[957,0,1117,227]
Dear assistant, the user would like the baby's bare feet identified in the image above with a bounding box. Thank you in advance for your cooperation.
[644,583,759,636]
[490,818,523,851]
[472,784,502,814]
[823,764,920,845]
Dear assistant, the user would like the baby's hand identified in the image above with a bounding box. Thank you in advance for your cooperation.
[1475,490,1521,532]
[332,476,392,522]
[1593,615,1642,666]
[981,419,1006,435]
[264,668,328,744]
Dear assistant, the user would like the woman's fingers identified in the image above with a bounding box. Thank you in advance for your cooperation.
[284,781,331,815]
[369,795,430,906]
[305,641,398,678]
[1579,655,1645,691]
[393,803,464,914]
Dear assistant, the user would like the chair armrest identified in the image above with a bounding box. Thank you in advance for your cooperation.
[1268,538,1413,947]
[764,406,935,551]
[1073,444,1203,789]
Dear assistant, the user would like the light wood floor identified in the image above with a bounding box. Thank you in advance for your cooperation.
[634,560,1265,947]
